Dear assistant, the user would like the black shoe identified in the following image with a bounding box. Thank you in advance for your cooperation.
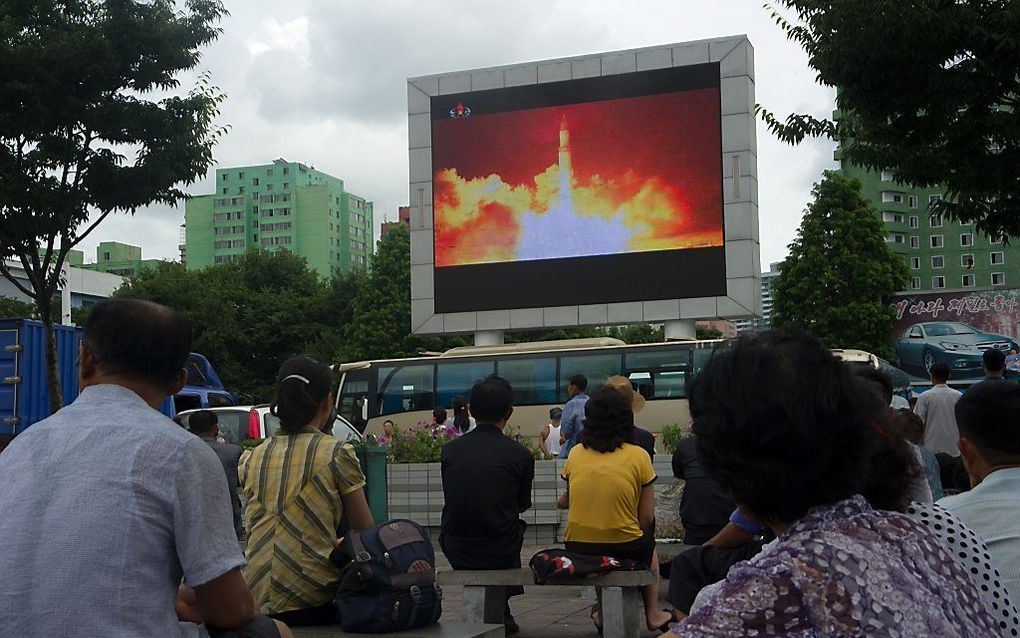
[504,615,520,635]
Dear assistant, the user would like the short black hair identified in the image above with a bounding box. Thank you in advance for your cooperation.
[955,381,1020,464]
[432,408,447,424]
[84,298,191,387]
[189,410,218,435]
[581,386,635,453]
[567,374,588,392]
[855,366,893,406]
[983,348,1006,372]
[271,355,332,434]
[690,331,892,524]
[469,375,514,424]
[930,362,951,382]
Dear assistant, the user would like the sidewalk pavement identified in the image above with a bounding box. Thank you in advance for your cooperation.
[436,545,673,638]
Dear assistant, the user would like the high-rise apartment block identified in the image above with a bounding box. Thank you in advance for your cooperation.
[839,163,1016,293]
[184,159,373,276]
[735,263,780,334]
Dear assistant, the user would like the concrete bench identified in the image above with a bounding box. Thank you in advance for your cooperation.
[655,542,698,564]
[290,622,504,638]
[438,567,655,638]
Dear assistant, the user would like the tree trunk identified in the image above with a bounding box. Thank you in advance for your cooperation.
[40,298,64,415]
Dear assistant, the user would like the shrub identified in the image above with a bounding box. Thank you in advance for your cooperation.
[659,423,690,454]
[239,438,265,451]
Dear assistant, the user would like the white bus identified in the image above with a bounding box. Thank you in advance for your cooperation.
[334,338,722,446]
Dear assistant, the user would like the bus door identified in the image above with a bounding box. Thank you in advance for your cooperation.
[623,347,693,401]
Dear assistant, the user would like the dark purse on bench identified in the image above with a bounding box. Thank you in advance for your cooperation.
[528,549,642,585]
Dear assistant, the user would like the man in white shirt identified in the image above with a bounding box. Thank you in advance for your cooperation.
[939,380,1020,601]
[914,362,963,456]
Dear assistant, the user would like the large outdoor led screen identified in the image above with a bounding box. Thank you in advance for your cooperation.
[431,63,726,313]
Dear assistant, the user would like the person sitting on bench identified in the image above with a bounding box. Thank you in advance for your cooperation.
[439,376,535,635]
[559,384,677,634]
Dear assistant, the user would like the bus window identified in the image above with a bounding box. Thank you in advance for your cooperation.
[206,393,234,408]
[498,357,557,405]
[559,353,622,402]
[378,365,434,415]
[437,361,494,408]
[339,375,370,425]
[625,347,691,399]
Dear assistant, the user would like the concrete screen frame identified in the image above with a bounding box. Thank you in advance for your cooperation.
[408,36,760,337]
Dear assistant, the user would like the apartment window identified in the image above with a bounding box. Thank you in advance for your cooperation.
[238,172,245,179]
[961,233,973,247]
[930,214,943,228]
[893,234,904,244]
[929,194,943,206]
[882,212,904,223]
[880,170,895,182]
[992,272,1006,286]
[991,234,1004,245]
[910,236,919,249]
[253,177,259,186]
[991,251,1005,265]
[911,277,921,290]
[266,183,273,191]
[267,168,274,176]
[931,235,944,248]
[962,274,976,287]
[908,216,919,229]
[908,195,918,209]
[283,182,289,190]
[283,167,290,175]
[221,173,228,181]
[961,254,974,268]
[881,192,904,204]
[238,186,245,194]
[932,276,946,289]
[931,256,945,269]
[221,188,228,195]
[910,257,920,270]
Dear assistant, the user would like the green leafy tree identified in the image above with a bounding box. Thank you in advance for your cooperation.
[0,296,38,319]
[771,171,909,359]
[0,0,226,412]
[695,325,723,340]
[759,1,1020,238]
[118,250,337,399]
[341,225,468,362]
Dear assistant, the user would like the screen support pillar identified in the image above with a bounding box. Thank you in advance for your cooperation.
[474,330,505,346]
[664,319,696,341]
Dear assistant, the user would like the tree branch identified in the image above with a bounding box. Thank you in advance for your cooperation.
[69,209,114,249]
[0,260,40,300]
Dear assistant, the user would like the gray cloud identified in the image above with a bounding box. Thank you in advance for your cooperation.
[78,0,838,275]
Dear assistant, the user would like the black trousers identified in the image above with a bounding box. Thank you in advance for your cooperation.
[440,520,527,600]
[667,540,764,614]
[207,615,281,638]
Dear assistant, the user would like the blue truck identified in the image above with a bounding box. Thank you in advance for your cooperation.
[0,318,226,445]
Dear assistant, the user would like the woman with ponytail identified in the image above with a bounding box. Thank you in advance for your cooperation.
[239,356,374,626]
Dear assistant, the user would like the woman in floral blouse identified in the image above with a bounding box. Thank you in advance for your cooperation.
[670,331,999,637]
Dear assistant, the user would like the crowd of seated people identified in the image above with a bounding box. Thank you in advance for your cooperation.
[3,301,1017,637]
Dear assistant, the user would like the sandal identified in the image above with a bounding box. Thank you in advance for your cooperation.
[652,608,683,633]
[590,605,603,636]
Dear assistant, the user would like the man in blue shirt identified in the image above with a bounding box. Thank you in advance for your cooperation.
[558,374,589,459]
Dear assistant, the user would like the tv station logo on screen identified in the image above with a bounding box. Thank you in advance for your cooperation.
[449,103,472,119]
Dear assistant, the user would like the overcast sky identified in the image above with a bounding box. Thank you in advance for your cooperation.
[79,0,837,272]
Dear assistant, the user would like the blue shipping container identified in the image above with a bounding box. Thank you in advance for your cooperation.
[0,318,82,436]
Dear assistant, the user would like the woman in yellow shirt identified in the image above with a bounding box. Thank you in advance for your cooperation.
[560,384,675,633]
[240,356,374,626]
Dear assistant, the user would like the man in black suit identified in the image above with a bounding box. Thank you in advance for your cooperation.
[189,410,244,541]
[439,376,535,635]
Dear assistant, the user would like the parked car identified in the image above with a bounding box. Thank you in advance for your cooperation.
[174,405,362,445]
[894,322,1019,377]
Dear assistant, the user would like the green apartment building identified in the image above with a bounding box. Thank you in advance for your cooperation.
[185,159,373,276]
[68,241,162,278]
[839,163,1018,293]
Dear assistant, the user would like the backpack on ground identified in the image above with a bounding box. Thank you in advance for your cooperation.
[333,519,442,633]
